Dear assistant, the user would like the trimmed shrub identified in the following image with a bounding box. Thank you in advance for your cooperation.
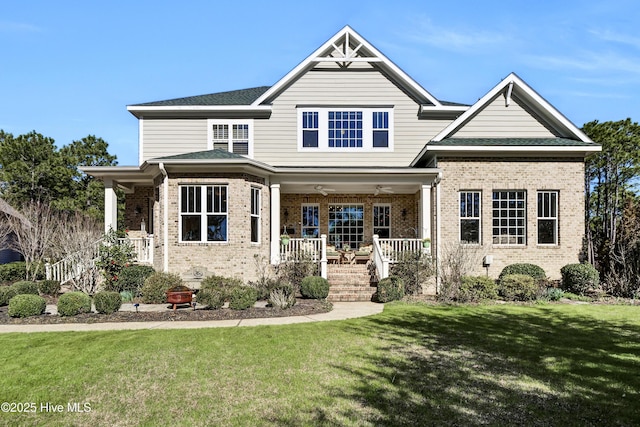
[376,277,404,303]
[8,294,46,318]
[94,291,122,314]
[300,276,330,299]
[499,274,541,301]
[544,287,564,301]
[458,276,498,302]
[111,265,155,294]
[228,286,258,310]
[498,263,546,282]
[0,262,27,283]
[57,292,92,316]
[196,288,226,310]
[201,275,244,292]
[38,280,61,296]
[141,272,183,304]
[268,282,296,309]
[11,281,39,295]
[560,263,599,295]
[0,286,18,306]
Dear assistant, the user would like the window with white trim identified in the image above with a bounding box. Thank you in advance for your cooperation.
[180,185,227,243]
[208,120,253,156]
[373,204,390,238]
[492,191,526,245]
[302,112,319,148]
[301,204,319,238]
[459,191,481,244]
[250,187,260,243]
[298,108,393,151]
[537,191,558,245]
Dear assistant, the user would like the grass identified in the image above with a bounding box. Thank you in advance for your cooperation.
[1,303,639,426]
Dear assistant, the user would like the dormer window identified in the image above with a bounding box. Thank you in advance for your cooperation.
[298,107,393,151]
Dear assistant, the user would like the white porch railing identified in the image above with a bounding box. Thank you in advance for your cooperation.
[46,237,154,284]
[46,240,101,284]
[118,237,154,264]
[372,235,427,281]
[279,235,327,279]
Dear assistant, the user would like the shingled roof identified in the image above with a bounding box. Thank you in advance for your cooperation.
[429,138,597,147]
[132,86,271,107]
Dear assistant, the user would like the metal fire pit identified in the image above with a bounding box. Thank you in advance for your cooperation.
[166,286,193,311]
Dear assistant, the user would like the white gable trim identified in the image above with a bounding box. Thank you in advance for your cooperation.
[431,73,593,143]
[252,26,444,107]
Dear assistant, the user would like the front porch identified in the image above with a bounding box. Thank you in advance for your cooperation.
[280,235,431,288]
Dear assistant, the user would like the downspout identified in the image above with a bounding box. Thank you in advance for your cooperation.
[159,162,169,273]
[435,171,442,294]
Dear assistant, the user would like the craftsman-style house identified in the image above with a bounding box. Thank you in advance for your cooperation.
[84,26,599,292]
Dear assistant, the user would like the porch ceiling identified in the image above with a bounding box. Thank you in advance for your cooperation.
[276,169,439,195]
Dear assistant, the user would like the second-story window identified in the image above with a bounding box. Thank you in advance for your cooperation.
[298,108,393,151]
[208,120,253,157]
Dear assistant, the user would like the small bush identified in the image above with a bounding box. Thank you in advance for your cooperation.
[8,294,46,318]
[120,290,134,302]
[228,286,258,310]
[141,272,183,304]
[0,262,27,283]
[0,286,18,306]
[499,274,541,301]
[11,281,39,295]
[376,277,404,303]
[268,282,296,309]
[561,263,599,295]
[247,278,275,301]
[111,265,155,294]
[458,276,498,302]
[300,276,330,299]
[544,287,564,301]
[38,280,61,296]
[196,288,225,310]
[498,263,546,282]
[94,291,122,314]
[57,292,92,316]
[201,275,244,292]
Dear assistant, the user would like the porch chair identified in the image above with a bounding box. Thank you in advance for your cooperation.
[326,245,341,264]
[354,244,373,264]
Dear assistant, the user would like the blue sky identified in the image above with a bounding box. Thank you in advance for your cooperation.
[1,0,639,165]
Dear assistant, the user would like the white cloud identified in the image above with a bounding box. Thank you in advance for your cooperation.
[525,51,640,75]
[589,29,640,50]
[403,17,509,52]
[0,21,42,33]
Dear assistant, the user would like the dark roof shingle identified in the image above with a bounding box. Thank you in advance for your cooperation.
[152,149,247,161]
[430,138,597,147]
[132,86,271,107]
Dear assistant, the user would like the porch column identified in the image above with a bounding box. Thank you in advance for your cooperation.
[419,184,431,240]
[104,178,118,233]
[270,183,281,264]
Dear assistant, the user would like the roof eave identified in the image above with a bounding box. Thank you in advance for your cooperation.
[127,105,272,119]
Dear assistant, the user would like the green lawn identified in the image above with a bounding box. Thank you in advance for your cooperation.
[1,303,639,426]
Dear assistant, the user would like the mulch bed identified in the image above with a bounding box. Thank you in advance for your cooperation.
[0,299,332,325]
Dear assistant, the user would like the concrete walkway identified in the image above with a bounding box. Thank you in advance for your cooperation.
[0,302,384,333]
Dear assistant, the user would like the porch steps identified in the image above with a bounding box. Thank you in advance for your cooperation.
[327,263,377,302]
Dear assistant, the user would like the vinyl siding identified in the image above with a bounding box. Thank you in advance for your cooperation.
[452,94,559,138]
[142,119,208,161]
[253,70,450,167]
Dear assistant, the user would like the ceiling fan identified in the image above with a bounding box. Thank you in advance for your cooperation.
[314,185,336,196]
[374,185,394,196]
